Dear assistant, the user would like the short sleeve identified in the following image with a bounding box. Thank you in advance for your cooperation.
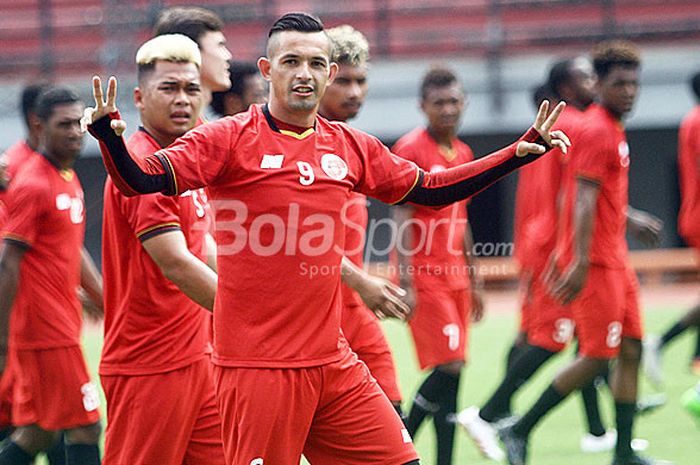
[572,123,613,183]
[351,130,420,204]
[116,187,181,242]
[158,118,234,194]
[2,181,47,247]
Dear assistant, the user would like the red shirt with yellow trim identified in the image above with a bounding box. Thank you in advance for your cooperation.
[153,104,420,368]
[556,104,629,269]
[2,154,85,350]
[1,140,40,228]
[678,105,700,242]
[393,128,473,290]
[100,129,213,376]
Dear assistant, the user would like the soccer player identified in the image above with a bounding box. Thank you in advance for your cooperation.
[499,41,660,465]
[0,87,101,465]
[391,66,483,465]
[318,24,407,417]
[98,35,224,465]
[643,70,700,384]
[458,57,598,460]
[153,6,232,108]
[211,61,268,117]
[83,12,568,465]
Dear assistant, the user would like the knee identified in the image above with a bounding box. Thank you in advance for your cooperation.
[436,361,464,376]
[64,421,102,445]
[12,425,59,454]
[620,338,642,364]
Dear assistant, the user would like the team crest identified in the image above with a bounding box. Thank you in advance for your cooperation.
[321,153,348,180]
[618,141,630,167]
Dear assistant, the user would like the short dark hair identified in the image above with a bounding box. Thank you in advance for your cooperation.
[592,40,640,79]
[35,86,81,121]
[547,59,574,101]
[690,71,700,102]
[211,61,260,116]
[531,83,552,109]
[20,83,51,127]
[420,65,460,100]
[268,12,324,38]
[153,7,223,47]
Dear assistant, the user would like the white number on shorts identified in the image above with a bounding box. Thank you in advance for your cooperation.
[81,382,100,412]
[606,322,623,348]
[250,459,264,465]
[442,324,460,351]
[552,318,575,344]
[297,161,315,186]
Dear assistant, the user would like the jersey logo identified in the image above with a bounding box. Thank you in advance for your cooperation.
[260,154,284,169]
[56,193,71,211]
[321,153,348,180]
[618,141,630,167]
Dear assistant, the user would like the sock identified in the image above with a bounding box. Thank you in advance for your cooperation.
[0,429,12,443]
[694,328,700,359]
[47,433,66,465]
[0,441,34,465]
[614,402,636,459]
[433,371,460,465]
[506,341,524,371]
[512,384,566,438]
[407,369,453,437]
[580,381,606,436]
[480,345,555,422]
[66,444,100,465]
[660,321,687,347]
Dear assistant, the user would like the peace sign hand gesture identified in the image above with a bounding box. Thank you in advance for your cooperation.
[516,100,571,157]
[80,76,127,137]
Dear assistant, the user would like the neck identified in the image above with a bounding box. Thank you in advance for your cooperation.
[602,102,624,122]
[427,127,454,147]
[268,99,316,128]
[26,134,39,151]
[142,122,177,148]
[43,151,74,170]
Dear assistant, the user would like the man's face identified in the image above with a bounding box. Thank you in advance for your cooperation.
[598,65,639,118]
[568,58,597,108]
[259,30,337,115]
[319,62,368,122]
[42,102,84,161]
[199,31,232,92]
[421,82,465,135]
[242,74,268,108]
[135,60,203,140]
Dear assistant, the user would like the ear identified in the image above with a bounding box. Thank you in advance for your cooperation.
[327,62,338,85]
[258,57,272,81]
[134,87,144,111]
[27,113,42,135]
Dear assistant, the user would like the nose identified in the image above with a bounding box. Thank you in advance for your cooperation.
[347,81,362,99]
[173,87,190,105]
[296,62,312,81]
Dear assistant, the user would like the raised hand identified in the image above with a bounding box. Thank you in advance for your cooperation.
[80,76,127,136]
[516,100,571,157]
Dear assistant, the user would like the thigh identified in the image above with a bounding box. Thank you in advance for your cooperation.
[213,364,320,465]
[184,359,226,465]
[13,346,100,431]
[622,268,643,341]
[0,358,16,428]
[573,267,626,359]
[409,288,469,369]
[304,351,418,465]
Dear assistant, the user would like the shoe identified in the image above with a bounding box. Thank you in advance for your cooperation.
[642,336,663,389]
[498,424,528,465]
[631,439,649,452]
[636,393,667,416]
[580,430,616,453]
[455,406,505,461]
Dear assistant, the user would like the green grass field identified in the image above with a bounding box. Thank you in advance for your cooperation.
[49,297,697,465]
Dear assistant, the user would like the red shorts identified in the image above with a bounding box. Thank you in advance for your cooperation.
[101,357,224,465]
[518,270,534,334]
[0,361,15,428]
[11,346,100,431]
[213,348,417,465]
[341,303,402,402]
[573,266,643,359]
[527,272,574,353]
[409,288,470,370]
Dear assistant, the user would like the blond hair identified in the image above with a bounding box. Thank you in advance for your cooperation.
[136,34,201,67]
[326,25,369,66]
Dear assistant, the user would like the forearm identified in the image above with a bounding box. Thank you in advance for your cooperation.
[341,256,368,293]
[572,181,598,265]
[392,206,415,288]
[0,260,20,349]
[162,256,217,311]
[88,113,173,196]
[402,128,547,207]
[80,247,103,308]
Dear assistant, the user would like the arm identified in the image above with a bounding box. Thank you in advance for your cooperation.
[391,204,417,313]
[205,232,218,272]
[462,224,485,322]
[341,256,409,320]
[547,177,600,304]
[141,230,217,311]
[80,247,103,320]
[0,241,26,373]
[626,205,663,248]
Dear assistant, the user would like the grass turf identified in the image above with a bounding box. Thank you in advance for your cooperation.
[38,299,698,465]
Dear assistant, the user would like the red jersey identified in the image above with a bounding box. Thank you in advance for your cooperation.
[153,104,420,368]
[1,154,85,350]
[513,105,583,273]
[0,140,39,228]
[392,128,472,290]
[340,192,369,308]
[557,104,629,269]
[678,105,700,241]
[100,129,213,376]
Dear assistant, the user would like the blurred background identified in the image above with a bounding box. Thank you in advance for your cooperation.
[1,0,699,270]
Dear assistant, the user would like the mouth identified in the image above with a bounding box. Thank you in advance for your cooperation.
[291,84,314,98]
[170,111,191,124]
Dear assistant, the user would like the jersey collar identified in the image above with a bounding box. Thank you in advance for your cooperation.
[262,104,315,140]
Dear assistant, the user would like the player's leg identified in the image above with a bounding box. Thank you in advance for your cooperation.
[577,338,612,452]
[45,433,66,465]
[505,272,534,371]
[63,422,101,465]
[182,360,225,465]
[302,349,418,465]
[0,425,58,465]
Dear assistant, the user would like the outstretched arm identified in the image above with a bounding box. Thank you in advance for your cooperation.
[400,101,570,208]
